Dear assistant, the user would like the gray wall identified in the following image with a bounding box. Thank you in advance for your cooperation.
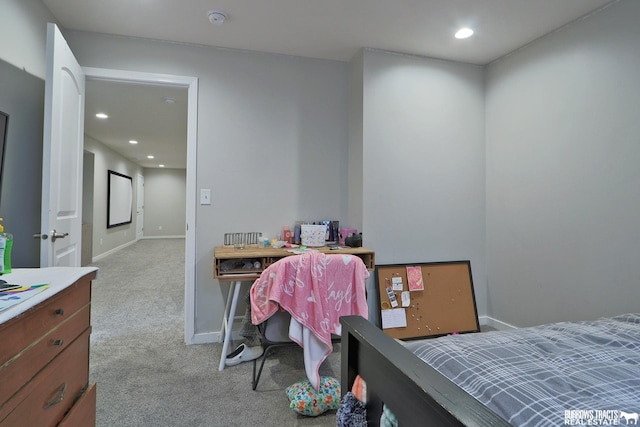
[84,135,143,257]
[0,59,44,267]
[347,50,364,233]
[143,168,186,237]
[62,31,351,335]
[0,0,55,79]
[0,0,55,268]
[359,50,487,316]
[484,0,640,326]
[4,0,639,337]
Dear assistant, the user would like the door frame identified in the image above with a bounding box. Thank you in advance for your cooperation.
[136,173,144,241]
[83,67,198,345]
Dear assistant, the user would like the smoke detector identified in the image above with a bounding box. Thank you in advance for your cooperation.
[208,10,227,25]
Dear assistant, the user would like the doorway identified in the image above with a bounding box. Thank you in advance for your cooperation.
[83,67,198,344]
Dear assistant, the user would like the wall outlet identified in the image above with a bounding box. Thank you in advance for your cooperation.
[100,238,103,245]
[158,226,162,230]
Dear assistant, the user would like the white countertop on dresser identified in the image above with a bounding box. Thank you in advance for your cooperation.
[0,267,99,324]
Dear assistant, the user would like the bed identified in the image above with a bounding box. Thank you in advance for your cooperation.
[340,313,640,426]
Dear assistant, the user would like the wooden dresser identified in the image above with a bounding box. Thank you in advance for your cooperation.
[0,267,98,427]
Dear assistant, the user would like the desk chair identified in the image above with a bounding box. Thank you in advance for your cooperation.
[249,252,368,391]
[252,310,340,390]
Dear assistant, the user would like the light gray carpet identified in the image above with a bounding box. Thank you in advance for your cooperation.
[89,239,340,427]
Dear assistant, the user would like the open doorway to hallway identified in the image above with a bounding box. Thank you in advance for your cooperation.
[83,78,188,259]
[79,67,198,344]
[81,78,189,349]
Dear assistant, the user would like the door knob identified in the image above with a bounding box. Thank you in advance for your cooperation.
[51,230,69,242]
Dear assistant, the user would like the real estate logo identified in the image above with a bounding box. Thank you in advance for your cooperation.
[564,409,639,425]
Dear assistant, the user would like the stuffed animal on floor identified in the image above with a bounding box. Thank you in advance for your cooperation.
[286,376,341,416]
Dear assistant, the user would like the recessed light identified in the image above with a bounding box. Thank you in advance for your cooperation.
[129,140,138,144]
[159,164,165,168]
[455,28,474,39]
[96,113,108,119]
[147,155,155,159]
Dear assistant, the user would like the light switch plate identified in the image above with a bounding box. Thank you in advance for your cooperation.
[200,189,211,205]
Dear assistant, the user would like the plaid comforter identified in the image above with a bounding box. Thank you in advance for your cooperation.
[405,314,640,426]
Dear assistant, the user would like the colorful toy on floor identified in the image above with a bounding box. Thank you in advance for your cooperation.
[285,376,340,416]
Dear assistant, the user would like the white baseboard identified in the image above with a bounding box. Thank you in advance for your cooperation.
[92,236,186,263]
[92,240,137,262]
[479,315,517,331]
[191,317,245,345]
[191,331,219,344]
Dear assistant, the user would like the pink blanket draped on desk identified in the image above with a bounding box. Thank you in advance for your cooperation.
[250,252,369,390]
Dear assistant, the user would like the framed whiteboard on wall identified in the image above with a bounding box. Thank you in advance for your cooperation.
[107,170,133,228]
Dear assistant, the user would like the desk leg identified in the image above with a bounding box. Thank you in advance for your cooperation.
[219,280,242,371]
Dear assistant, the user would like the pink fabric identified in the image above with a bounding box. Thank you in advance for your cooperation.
[250,252,369,389]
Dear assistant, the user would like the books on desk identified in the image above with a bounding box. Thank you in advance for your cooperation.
[0,284,49,312]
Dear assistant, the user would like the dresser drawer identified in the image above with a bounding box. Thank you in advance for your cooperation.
[0,275,92,367]
[0,329,90,426]
[0,305,91,407]
[58,382,96,427]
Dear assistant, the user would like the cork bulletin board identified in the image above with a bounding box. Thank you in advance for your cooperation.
[375,261,480,340]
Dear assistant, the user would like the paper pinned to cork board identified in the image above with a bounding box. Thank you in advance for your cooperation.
[406,266,424,291]
[381,308,407,329]
[375,261,480,340]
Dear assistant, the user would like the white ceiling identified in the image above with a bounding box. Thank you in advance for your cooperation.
[84,80,188,169]
[45,0,616,168]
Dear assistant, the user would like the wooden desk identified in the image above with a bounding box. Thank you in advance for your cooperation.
[213,245,375,370]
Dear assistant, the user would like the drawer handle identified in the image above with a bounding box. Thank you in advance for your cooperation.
[53,308,65,316]
[44,383,67,409]
[51,338,64,347]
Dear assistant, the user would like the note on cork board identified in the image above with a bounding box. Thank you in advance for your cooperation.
[375,260,480,340]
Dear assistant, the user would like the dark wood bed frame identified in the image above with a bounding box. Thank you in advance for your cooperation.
[340,315,511,427]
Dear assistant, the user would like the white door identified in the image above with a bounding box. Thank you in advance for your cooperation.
[136,174,144,240]
[40,23,85,267]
